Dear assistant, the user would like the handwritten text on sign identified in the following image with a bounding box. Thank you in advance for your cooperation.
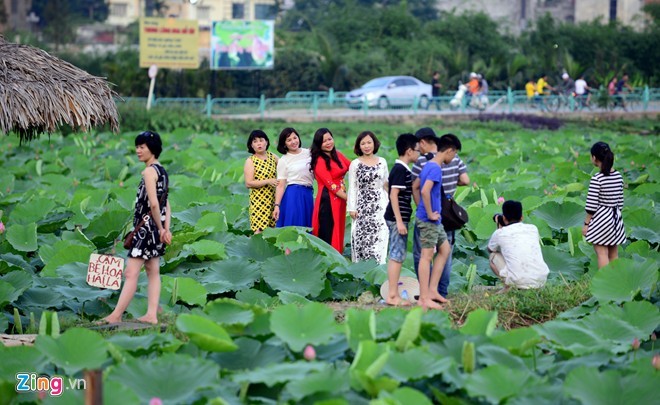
[87,254,124,290]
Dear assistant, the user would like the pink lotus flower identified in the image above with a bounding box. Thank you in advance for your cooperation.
[149,398,163,405]
[0,221,4,234]
[653,354,660,371]
[303,345,316,361]
[285,247,291,256]
[632,338,640,350]
[497,197,505,205]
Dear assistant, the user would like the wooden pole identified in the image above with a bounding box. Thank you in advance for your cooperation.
[84,369,102,405]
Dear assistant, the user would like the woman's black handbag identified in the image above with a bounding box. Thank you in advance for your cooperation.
[441,186,469,231]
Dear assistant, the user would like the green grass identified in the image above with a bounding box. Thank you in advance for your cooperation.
[447,278,592,330]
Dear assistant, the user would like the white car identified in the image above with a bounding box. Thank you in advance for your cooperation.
[345,76,433,109]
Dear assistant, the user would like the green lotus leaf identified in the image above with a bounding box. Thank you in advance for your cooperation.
[6,223,38,252]
[535,320,608,356]
[596,301,660,337]
[0,253,35,274]
[162,276,208,306]
[465,364,536,404]
[36,211,74,234]
[476,344,529,370]
[630,182,660,195]
[629,226,660,244]
[270,303,338,351]
[541,245,587,281]
[106,353,220,403]
[624,207,658,228]
[41,243,95,277]
[107,333,183,355]
[168,186,213,209]
[34,328,109,374]
[384,347,453,381]
[9,197,56,225]
[350,340,389,376]
[331,260,383,279]
[102,379,141,405]
[590,258,658,302]
[204,298,255,326]
[261,250,329,297]
[198,259,260,294]
[531,201,584,230]
[227,234,280,262]
[175,314,238,352]
[174,204,222,226]
[278,290,311,305]
[395,307,423,351]
[232,361,327,387]
[285,364,351,401]
[375,308,407,340]
[0,344,47,380]
[235,288,278,307]
[84,210,128,245]
[564,366,658,405]
[211,337,286,371]
[381,387,434,405]
[184,240,227,260]
[2,270,33,294]
[491,327,541,355]
[460,309,498,337]
[194,212,228,233]
[0,280,19,307]
[345,308,376,352]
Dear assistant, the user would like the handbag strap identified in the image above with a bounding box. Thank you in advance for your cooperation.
[132,166,169,231]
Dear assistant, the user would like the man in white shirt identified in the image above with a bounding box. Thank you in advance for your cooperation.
[487,200,549,290]
[574,74,591,107]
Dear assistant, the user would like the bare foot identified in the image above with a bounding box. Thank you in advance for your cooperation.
[95,316,121,325]
[418,298,444,310]
[136,316,158,325]
[430,292,450,304]
[496,286,511,295]
[386,297,412,306]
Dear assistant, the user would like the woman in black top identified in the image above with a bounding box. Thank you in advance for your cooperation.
[101,131,171,325]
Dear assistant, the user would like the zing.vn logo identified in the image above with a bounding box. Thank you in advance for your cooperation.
[15,373,86,397]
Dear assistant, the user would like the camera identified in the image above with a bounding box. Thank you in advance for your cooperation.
[493,214,506,227]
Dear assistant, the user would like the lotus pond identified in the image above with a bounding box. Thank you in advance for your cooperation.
[0,120,658,404]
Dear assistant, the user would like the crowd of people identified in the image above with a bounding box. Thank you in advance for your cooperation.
[240,127,627,309]
[524,72,634,109]
[92,128,628,324]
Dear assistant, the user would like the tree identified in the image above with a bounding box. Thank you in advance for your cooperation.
[42,0,75,51]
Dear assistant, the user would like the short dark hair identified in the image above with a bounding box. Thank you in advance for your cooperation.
[276,127,300,154]
[415,127,437,141]
[502,200,523,222]
[435,137,457,152]
[439,133,462,151]
[354,131,381,156]
[135,131,163,158]
[395,133,418,156]
[247,130,270,154]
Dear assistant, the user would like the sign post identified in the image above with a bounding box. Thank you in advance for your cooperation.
[146,64,158,111]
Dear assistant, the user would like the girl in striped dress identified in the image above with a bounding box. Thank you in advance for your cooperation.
[582,141,625,268]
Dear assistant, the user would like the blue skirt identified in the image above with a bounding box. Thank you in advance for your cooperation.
[277,184,314,228]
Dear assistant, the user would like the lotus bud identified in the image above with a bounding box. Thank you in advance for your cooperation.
[651,333,656,341]
[285,247,291,256]
[653,354,660,371]
[303,345,316,361]
[497,197,505,205]
[632,338,640,351]
[0,221,4,234]
[462,341,475,373]
[149,398,163,405]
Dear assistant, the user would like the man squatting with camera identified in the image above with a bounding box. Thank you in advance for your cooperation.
[487,200,550,292]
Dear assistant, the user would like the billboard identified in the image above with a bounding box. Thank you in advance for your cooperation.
[210,20,274,70]
[139,18,199,69]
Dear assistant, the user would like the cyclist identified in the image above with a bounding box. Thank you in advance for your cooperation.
[574,74,591,108]
[613,74,633,110]
[536,74,556,111]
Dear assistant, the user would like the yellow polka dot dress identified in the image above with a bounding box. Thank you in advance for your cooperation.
[249,152,277,232]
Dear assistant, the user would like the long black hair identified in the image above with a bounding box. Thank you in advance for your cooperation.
[310,128,343,172]
[591,141,614,176]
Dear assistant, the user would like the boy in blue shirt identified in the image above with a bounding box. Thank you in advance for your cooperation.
[384,134,420,306]
[416,137,457,309]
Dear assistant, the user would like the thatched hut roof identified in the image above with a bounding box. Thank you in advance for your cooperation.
[0,36,120,142]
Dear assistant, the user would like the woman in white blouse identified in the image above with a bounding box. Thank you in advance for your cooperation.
[347,131,389,264]
[272,128,314,227]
